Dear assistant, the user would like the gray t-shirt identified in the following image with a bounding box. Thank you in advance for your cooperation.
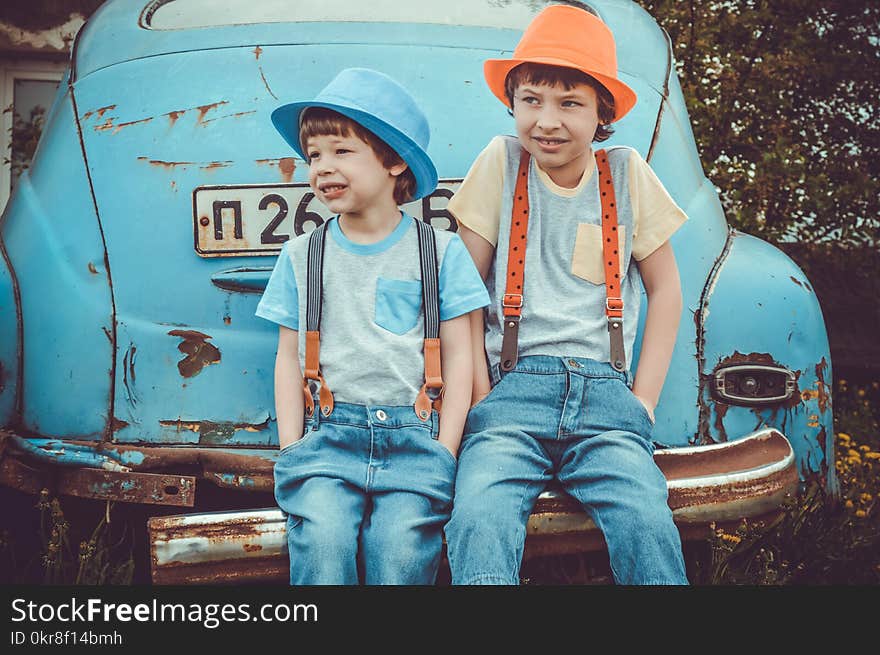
[256,214,490,406]
[449,135,688,371]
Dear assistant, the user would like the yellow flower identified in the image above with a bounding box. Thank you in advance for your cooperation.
[861,493,873,503]
[855,510,867,518]
[721,533,742,544]
[838,432,851,442]
[858,389,866,397]
[865,452,880,461]
[845,499,854,508]
[848,449,862,460]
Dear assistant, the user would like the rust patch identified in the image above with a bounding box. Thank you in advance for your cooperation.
[789,276,803,288]
[102,326,112,343]
[279,157,295,183]
[243,543,262,553]
[815,357,830,412]
[259,66,278,100]
[223,316,231,325]
[167,329,221,377]
[83,104,116,121]
[158,418,269,444]
[111,417,130,431]
[112,116,154,133]
[94,118,116,131]
[166,110,185,126]
[196,101,229,124]
[138,157,196,169]
[137,157,231,171]
[256,157,296,183]
[713,401,730,443]
[254,45,262,59]
[200,110,257,126]
[88,262,98,274]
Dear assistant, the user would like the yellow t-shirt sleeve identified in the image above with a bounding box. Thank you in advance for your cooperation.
[447,135,506,247]
[629,149,689,261]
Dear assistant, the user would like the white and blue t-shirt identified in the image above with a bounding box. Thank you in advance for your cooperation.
[256,213,490,406]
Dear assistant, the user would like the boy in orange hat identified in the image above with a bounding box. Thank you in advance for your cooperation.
[444,3,689,584]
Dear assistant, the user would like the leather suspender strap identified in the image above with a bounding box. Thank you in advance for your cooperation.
[414,219,444,421]
[500,148,531,372]
[303,222,334,417]
[595,149,626,372]
[302,217,443,422]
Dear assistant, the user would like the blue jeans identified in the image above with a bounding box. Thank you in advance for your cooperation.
[273,401,457,585]
[445,356,688,585]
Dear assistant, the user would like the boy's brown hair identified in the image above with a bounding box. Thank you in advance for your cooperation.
[504,63,617,143]
[299,108,417,205]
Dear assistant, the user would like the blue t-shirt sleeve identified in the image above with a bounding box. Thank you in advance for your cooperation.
[438,234,491,321]
[255,242,299,330]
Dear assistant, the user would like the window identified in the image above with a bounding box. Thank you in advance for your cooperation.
[1,63,65,212]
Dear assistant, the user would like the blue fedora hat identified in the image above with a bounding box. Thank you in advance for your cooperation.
[271,68,438,201]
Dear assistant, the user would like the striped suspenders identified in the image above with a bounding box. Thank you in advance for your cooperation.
[499,148,627,373]
[301,217,444,421]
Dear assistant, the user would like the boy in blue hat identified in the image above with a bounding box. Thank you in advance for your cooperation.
[257,68,489,585]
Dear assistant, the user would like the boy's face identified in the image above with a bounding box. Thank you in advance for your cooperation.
[512,80,600,188]
[305,132,406,217]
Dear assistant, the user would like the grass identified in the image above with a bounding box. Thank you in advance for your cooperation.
[693,376,880,585]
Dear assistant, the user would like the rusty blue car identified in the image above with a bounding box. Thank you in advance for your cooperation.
[0,0,837,583]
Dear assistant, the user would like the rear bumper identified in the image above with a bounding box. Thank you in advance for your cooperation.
[146,428,799,584]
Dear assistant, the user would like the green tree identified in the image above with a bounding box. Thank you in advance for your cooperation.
[638,0,879,249]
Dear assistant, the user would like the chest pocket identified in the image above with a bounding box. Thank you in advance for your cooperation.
[374,277,423,335]
[571,223,627,285]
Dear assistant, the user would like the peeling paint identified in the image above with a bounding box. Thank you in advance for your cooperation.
[195,101,229,124]
[82,104,116,121]
[111,417,130,431]
[166,110,185,126]
[789,276,803,288]
[158,418,269,443]
[254,45,262,59]
[167,329,221,377]
[88,262,98,274]
[713,401,730,443]
[279,157,295,182]
[815,357,830,412]
[256,157,296,183]
[112,116,154,133]
[200,110,257,126]
[137,157,232,170]
[259,66,278,99]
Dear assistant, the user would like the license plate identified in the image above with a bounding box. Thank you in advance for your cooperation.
[193,181,462,257]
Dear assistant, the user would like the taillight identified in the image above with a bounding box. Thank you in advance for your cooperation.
[713,364,797,405]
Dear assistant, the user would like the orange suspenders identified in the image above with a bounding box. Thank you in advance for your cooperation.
[499,148,626,373]
[301,217,443,421]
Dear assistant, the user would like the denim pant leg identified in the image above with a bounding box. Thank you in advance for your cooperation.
[556,372,688,585]
[445,369,555,585]
[558,431,688,584]
[274,415,369,585]
[445,430,552,585]
[277,474,367,585]
[359,411,457,585]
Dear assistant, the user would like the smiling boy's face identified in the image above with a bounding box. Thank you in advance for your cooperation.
[512,80,600,189]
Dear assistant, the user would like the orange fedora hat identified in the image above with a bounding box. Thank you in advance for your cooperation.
[484,4,637,122]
